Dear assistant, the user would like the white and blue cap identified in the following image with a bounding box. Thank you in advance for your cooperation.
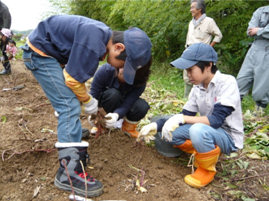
[123,27,152,85]
[170,43,218,70]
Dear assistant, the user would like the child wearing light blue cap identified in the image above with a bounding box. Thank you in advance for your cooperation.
[139,43,244,188]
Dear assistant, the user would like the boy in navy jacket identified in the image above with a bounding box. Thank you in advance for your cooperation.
[90,56,151,138]
[22,15,152,197]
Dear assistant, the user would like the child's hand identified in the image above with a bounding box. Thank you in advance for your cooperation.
[82,95,98,114]
[104,113,119,128]
[137,122,157,143]
[161,114,185,142]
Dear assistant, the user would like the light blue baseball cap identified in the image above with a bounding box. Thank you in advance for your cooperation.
[170,43,218,69]
[123,27,152,85]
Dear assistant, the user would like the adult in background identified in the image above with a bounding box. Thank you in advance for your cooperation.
[0,1,11,29]
[183,0,222,98]
[0,28,12,75]
[236,6,269,116]
[21,15,152,198]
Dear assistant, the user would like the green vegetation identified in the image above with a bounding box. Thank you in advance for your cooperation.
[50,0,268,76]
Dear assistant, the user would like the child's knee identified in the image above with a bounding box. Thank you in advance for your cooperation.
[72,99,81,115]
[171,124,191,144]
[189,123,210,145]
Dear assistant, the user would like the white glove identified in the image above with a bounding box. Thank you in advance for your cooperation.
[82,96,98,114]
[0,56,4,62]
[87,115,98,134]
[139,122,157,137]
[105,113,119,128]
[54,111,59,118]
[138,122,158,143]
[161,114,185,142]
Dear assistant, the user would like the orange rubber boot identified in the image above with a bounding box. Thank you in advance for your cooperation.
[184,146,221,188]
[174,140,195,154]
[122,118,139,138]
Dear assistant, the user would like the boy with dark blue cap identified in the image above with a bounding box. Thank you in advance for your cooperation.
[21,15,152,197]
[90,55,152,138]
[139,43,243,188]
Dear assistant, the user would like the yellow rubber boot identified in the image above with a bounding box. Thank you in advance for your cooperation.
[122,118,139,138]
[184,146,221,188]
[174,140,195,154]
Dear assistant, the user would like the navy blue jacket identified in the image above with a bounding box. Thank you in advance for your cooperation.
[28,15,112,83]
[90,64,146,118]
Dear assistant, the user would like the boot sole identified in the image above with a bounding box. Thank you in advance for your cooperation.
[54,177,103,197]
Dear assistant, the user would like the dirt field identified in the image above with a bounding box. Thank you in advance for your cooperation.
[0,60,268,201]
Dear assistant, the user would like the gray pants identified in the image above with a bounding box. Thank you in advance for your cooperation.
[237,39,269,107]
[183,69,193,98]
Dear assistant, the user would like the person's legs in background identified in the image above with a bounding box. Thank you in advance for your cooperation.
[0,54,11,75]
[183,69,193,98]
[252,44,269,116]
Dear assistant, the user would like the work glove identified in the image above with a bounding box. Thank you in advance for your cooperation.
[87,115,98,134]
[54,111,59,118]
[82,95,98,114]
[0,56,4,63]
[105,113,119,128]
[161,114,185,142]
[137,122,157,143]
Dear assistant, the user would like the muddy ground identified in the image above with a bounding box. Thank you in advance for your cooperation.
[0,60,268,201]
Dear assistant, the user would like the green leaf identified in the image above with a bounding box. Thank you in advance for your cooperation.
[241,196,256,201]
[1,116,7,123]
[247,152,261,160]
[225,182,238,189]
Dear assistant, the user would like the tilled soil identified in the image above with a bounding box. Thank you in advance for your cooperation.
[0,60,212,201]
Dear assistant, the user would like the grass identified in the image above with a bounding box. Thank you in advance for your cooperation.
[149,62,184,99]
[14,40,25,60]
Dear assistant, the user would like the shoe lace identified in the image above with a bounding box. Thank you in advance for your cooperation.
[75,160,95,182]
[75,171,95,182]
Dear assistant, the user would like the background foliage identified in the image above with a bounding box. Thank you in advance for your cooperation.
[49,0,268,75]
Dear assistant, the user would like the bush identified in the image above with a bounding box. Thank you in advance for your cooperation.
[51,0,269,75]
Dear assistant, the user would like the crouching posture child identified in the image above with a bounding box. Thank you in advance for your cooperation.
[139,43,244,188]
[90,54,151,138]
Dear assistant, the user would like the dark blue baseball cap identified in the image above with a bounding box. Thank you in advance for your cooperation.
[170,43,218,70]
[123,27,152,85]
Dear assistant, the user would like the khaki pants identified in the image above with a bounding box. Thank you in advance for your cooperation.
[183,69,193,98]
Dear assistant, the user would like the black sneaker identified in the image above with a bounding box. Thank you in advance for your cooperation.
[82,128,90,139]
[54,146,103,197]
[0,69,11,75]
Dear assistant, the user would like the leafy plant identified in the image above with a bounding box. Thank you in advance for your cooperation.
[1,116,7,123]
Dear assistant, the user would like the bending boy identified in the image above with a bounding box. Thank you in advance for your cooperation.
[21,15,152,197]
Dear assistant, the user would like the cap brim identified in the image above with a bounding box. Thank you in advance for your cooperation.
[170,57,197,70]
[123,58,136,85]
